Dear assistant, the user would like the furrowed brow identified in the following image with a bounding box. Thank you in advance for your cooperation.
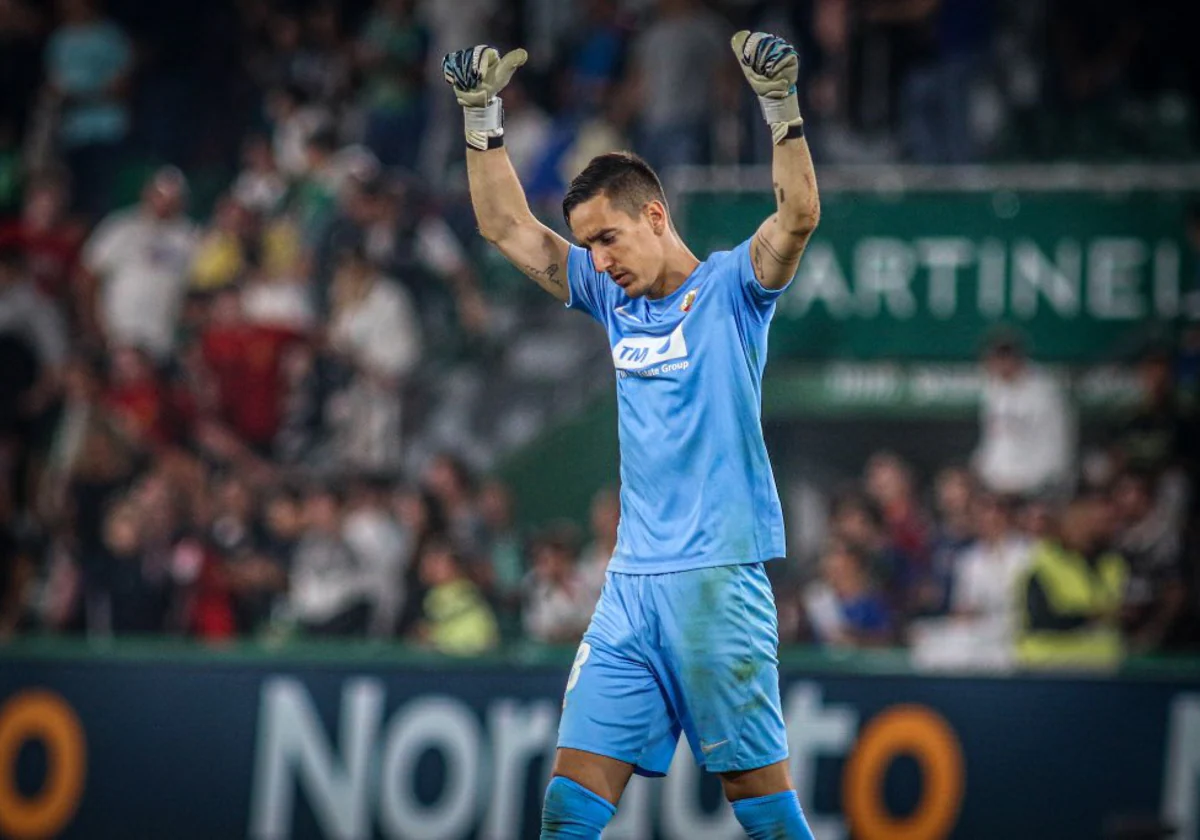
[585,228,618,245]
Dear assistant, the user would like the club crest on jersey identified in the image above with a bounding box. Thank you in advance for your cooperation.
[681,290,698,312]
[612,323,689,374]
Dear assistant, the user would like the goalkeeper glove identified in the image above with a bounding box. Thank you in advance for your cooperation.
[731,31,802,144]
[442,45,528,151]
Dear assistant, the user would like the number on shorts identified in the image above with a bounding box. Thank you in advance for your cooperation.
[566,642,591,693]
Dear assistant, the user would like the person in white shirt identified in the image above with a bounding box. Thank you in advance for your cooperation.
[952,493,1032,648]
[80,167,198,359]
[522,527,591,644]
[973,334,1074,499]
[342,477,413,638]
[328,244,421,473]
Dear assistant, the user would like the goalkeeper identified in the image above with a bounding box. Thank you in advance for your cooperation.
[444,30,820,840]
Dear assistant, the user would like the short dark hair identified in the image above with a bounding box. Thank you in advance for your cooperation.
[562,152,667,226]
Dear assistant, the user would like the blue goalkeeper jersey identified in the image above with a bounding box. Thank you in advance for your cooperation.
[566,236,788,573]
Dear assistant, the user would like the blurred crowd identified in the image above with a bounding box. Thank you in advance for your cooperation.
[0,0,1196,666]
[778,335,1200,668]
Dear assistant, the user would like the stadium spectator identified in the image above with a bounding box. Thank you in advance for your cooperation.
[864,451,932,600]
[1111,346,1194,534]
[421,453,486,561]
[413,536,498,655]
[296,3,353,110]
[894,0,994,163]
[342,475,411,638]
[803,539,894,647]
[973,333,1074,499]
[0,244,68,426]
[522,525,589,644]
[1017,496,1128,668]
[926,465,977,614]
[231,134,287,218]
[96,496,175,635]
[578,486,620,617]
[287,486,368,636]
[43,0,133,218]
[189,195,258,294]
[625,0,731,171]
[103,345,174,448]
[78,167,198,360]
[951,493,1031,647]
[319,169,488,344]
[0,173,85,307]
[200,285,306,454]
[327,244,420,473]
[1113,471,1188,652]
[501,79,553,183]
[355,0,428,170]
[478,477,524,619]
[265,83,331,181]
[830,490,919,615]
[559,0,631,116]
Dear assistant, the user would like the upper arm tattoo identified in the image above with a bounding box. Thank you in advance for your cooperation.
[753,229,794,267]
[523,261,563,289]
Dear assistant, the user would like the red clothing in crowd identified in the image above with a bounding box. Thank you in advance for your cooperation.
[201,324,303,447]
[106,378,173,447]
[178,540,236,640]
[0,220,84,301]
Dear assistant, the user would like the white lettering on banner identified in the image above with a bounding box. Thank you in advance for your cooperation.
[781,236,1186,324]
[977,239,1008,318]
[786,242,854,318]
[917,238,974,319]
[660,747,743,840]
[1012,239,1081,318]
[483,701,558,839]
[1162,694,1200,840]
[784,683,858,840]
[379,699,480,840]
[1088,239,1147,319]
[855,238,918,318]
[249,677,383,840]
[1156,241,1181,318]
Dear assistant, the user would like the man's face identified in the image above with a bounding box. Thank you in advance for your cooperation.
[144,180,183,219]
[569,193,667,299]
[985,347,1022,381]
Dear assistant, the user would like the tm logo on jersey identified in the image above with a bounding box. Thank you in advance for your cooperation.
[612,323,690,378]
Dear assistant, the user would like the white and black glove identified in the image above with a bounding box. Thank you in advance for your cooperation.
[441,45,528,151]
[731,31,803,145]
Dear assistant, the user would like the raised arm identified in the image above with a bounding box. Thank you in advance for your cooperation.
[732,32,821,290]
[443,46,571,302]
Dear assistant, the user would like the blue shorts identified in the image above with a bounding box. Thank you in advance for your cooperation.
[557,562,788,776]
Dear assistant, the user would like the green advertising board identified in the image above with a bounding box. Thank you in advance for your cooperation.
[679,175,1198,362]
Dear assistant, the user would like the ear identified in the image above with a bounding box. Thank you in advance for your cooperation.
[644,200,668,236]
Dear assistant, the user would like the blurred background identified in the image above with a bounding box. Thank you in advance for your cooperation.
[0,0,1199,838]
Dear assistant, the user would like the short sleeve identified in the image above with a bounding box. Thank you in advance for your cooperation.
[729,237,791,320]
[81,215,124,276]
[565,244,616,323]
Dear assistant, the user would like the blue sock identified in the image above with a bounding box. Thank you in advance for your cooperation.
[540,775,617,839]
[731,790,815,840]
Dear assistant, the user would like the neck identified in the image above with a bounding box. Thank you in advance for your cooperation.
[647,236,700,300]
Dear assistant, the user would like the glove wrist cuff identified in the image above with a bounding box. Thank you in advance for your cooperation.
[463,96,504,151]
[758,91,801,127]
[464,96,504,133]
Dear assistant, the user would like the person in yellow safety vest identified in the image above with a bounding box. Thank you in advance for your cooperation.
[415,537,500,656]
[1017,496,1129,668]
